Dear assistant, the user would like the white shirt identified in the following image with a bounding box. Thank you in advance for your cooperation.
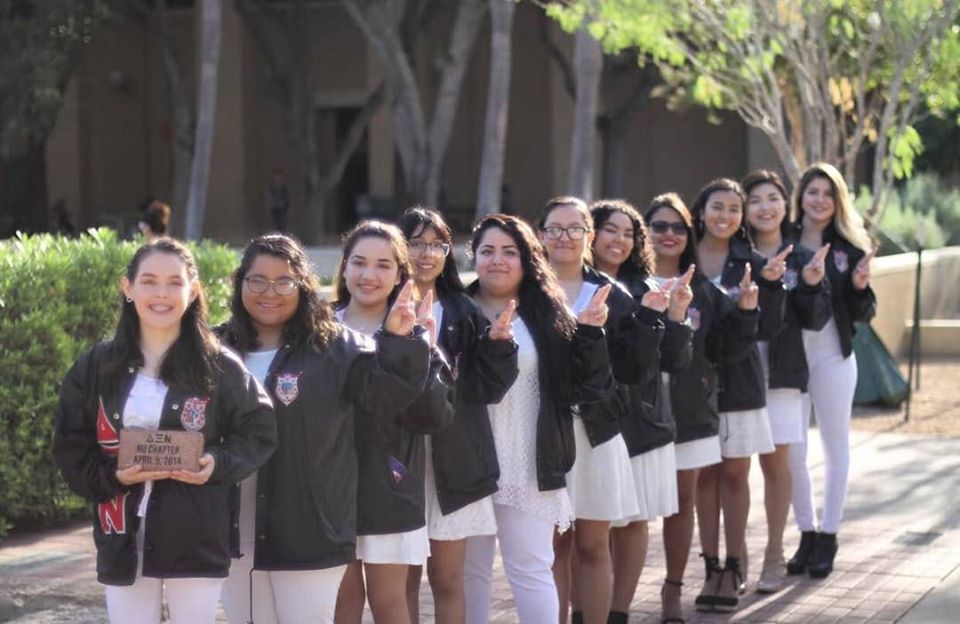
[122,374,169,518]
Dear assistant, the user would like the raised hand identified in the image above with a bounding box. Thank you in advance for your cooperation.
[737,263,759,310]
[802,243,831,286]
[383,280,417,336]
[171,453,215,485]
[668,264,695,322]
[416,289,437,348]
[852,247,876,290]
[577,284,611,327]
[640,279,672,313]
[488,299,516,341]
[761,245,794,282]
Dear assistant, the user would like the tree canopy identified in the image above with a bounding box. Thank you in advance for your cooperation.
[547,0,960,215]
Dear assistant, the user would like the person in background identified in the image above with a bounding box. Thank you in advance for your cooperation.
[267,169,291,233]
[138,199,171,243]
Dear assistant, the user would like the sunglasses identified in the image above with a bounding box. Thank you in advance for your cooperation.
[648,221,688,235]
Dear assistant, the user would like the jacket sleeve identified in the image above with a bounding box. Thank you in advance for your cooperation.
[52,350,127,502]
[846,283,877,324]
[660,318,694,373]
[207,354,277,485]
[710,295,760,365]
[346,328,432,416]
[569,324,616,405]
[756,273,787,340]
[457,311,519,405]
[792,278,832,331]
[396,347,456,434]
[606,287,664,384]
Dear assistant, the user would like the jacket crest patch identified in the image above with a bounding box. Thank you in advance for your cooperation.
[275,372,301,406]
[96,398,119,456]
[180,397,209,431]
[833,250,849,273]
[388,455,407,484]
[783,268,799,290]
[687,307,701,331]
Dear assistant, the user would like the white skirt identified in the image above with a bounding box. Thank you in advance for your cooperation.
[613,443,679,526]
[719,408,775,458]
[424,438,498,541]
[674,435,722,470]
[566,419,640,521]
[356,527,430,565]
[766,388,804,445]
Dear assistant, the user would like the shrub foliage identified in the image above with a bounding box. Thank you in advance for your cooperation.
[0,229,236,535]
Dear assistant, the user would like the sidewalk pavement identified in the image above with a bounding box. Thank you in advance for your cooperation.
[2,428,958,623]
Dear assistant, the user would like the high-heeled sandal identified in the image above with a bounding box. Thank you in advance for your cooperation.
[660,578,684,623]
[694,553,722,611]
[713,556,743,614]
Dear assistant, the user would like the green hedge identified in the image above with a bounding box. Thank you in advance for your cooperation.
[0,229,236,535]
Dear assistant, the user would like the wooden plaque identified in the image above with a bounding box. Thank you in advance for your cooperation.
[118,429,204,472]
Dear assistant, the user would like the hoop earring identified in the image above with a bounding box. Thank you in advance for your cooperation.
[126,297,133,303]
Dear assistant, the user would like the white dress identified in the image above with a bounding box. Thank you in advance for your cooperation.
[709,276,775,458]
[488,319,573,532]
[563,282,641,522]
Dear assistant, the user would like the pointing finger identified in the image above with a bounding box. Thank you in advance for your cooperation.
[395,280,414,307]
[773,245,794,263]
[740,263,752,288]
[498,299,517,328]
[680,264,696,286]
[417,289,433,320]
[592,284,612,307]
[813,243,831,263]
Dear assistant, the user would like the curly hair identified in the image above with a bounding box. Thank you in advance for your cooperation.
[333,220,412,310]
[589,198,655,279]
[469,214,576,339]
[222,234,338,355]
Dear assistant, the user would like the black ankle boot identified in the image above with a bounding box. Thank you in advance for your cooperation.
[807,532,838,579]
[607,611,628,624]
[786,531,818,575]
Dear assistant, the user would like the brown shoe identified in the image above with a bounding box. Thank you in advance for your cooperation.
[756,553,786,594]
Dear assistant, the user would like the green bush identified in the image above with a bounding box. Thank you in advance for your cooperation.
[854,176,952,256]
[0,229,236,535]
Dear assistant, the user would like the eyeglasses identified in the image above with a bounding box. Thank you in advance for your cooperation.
[648,221,688,235]
[409,240,451,257]
[244,276,298,296]
[542,226,589,240]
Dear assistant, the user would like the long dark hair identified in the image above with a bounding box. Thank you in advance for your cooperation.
[690,178,750,244]
[105,238,219,394]
[223,234,338,355]
[742,169,792,240]
[589,199,655,280]
[396,207,464,300]
[644,193,700,275]
[469,214,576,339]
[333,220,411,310]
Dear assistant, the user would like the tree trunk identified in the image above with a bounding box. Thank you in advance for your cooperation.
[475,0,515,218]
[154,1,194,233]
[184,0,222,240]
[423,0,487,208]
[567,27,602,199]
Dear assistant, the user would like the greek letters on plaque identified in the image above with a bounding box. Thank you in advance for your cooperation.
[118,429,203,472]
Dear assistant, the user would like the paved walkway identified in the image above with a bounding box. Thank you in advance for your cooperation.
[2,428,959,623]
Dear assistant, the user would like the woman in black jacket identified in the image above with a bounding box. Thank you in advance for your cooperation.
[539,196,661,624]
[217,234,433,624]
[644,194,760,623]
[461,214,615,624]
[54,238,277,624]
[590,199,694,624]
[785,163,877,580]
[397,208,519,624]
[332,220,453,624]
[690,178,790,613]
[742,170,833,594]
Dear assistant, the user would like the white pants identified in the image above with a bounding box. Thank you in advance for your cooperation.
[463,503,558,624]
[105,576,223,624]
[789,321,857,534]
[221,546,346,624]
